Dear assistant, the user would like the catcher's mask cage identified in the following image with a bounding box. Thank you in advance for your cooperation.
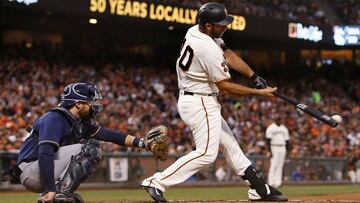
[58,82,103,118]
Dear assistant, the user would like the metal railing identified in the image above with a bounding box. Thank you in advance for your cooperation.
[0,151,349,189]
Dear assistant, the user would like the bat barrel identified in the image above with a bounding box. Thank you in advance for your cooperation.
[273,92,338,128]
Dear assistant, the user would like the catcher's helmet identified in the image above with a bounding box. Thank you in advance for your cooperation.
[58,82,102,107]
[198,2,234,26]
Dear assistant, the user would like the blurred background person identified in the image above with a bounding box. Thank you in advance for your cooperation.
[266,114,290,188]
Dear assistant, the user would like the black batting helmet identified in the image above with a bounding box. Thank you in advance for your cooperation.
[198,2,234,26]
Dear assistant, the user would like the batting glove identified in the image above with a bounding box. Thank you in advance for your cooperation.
[250,73,267,89]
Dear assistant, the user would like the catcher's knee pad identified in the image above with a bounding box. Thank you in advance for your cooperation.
[242,166,268,198]
[57,139,102,194]
[80,138,102,161]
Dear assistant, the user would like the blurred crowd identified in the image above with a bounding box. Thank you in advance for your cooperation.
[0,55,359,163]
[170,0,360,26]
[172,0,331,26]
[332,0,360,25]
[2,0,360,184]
[225,0,330,26]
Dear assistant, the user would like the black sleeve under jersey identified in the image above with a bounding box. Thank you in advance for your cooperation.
[38,143,57,192]
[95,128,128,145]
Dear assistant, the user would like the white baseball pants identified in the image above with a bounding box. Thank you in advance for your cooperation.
[267,146,286,188]
[19,144,82,193]
[142,93,251,191]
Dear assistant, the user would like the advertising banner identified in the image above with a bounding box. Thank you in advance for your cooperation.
[109,157,128,182]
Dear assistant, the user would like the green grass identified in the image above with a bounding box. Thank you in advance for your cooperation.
[1,185,360,203]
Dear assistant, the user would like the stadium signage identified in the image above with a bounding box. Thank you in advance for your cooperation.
[89,0,246,31]
[8,0,38,5]
[333,26,360,46]
[288,23,323,42]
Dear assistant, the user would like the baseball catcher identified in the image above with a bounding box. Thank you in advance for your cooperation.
[15,82,169,203]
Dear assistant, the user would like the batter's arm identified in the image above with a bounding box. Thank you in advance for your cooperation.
[216,79,276,97]
[224,49,254,78]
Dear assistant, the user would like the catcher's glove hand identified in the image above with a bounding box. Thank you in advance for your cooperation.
[144,125,168,161]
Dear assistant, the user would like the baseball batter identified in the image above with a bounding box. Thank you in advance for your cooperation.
[266,116,290,188]
[142,2,287,202]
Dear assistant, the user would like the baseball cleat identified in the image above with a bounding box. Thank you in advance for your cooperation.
[249,184,288,202]
[259,185,288,201]
[36,192,84,203]
[251,194,288,201]
[73,193,85,203]
[143,186,168,203]
[53,192,76,203]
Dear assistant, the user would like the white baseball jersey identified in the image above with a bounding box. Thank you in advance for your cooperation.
[142,25,253,198]
[265,123,289,145]
[176,25,231,94]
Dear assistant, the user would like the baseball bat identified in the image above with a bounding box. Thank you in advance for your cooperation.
[273,92,338,127]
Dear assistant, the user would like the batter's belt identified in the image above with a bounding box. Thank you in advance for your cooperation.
[271,144,285,147]
[180,90,218,97]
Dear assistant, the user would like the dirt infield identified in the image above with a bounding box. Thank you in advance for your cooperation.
[91,194,360,202]
[2,185,360,203]
[84,194,360,203]
[85,199,360,203]
[2,193,360,203]
[295,193,360,202]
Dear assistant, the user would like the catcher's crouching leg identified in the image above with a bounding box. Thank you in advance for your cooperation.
[55,139,102,203]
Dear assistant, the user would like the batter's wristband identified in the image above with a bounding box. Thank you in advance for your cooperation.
[250,72,258,80]
[134,138,145,148]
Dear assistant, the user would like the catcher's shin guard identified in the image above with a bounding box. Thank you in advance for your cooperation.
[56,139,102,196]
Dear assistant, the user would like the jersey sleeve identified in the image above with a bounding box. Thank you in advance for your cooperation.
[200,49,231,82]
[94,128,127,145]
[37,113,65,150]
[265,125,272,139]
[214,38,225,46]
[284,127,290,141]
[214,38,228,51]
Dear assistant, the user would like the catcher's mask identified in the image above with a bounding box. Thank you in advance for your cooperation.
[58,82,103,118]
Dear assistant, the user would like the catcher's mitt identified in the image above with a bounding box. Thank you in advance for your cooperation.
[144,125,168,161]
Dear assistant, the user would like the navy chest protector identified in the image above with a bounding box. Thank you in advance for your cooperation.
[26,107,83,146]
[49,107,83,145]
